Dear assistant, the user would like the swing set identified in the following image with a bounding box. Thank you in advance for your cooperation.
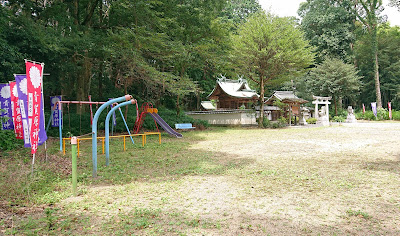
[47,95,180,177]
[47,99,162,157]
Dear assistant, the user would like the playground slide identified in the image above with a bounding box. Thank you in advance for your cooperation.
[148,113,183,138]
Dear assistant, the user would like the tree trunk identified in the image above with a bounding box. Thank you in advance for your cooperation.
[76,50,91,113]
[176,94,180,116]
[334,95,337,116]
[259,75,264,128]
[371,16,382,108]
[374,50,382,108]
[74,0,79,25]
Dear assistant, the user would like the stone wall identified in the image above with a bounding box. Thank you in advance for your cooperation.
[186,110,257,125]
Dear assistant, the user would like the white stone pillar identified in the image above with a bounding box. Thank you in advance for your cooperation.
[325,102,329,119]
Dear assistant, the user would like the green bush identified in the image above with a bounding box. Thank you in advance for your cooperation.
[150,107,209,130]
[336,109,348,117]
[0,130,24,151]
[355,108,396,121]
[377,108,389,120]
[306,118,317,124]
[363,111,377,120]
[262,117,271,128]
[355,111,364,120]
[271,122,280,129]
[392,110,400,120]
[269,117,287,129]
[332,116,345,122]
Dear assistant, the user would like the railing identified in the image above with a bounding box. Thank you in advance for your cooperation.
[62,132,161,157]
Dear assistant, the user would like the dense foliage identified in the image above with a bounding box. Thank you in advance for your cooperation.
[306,58,362,115]
[298,0,356,63]
[0,0,399,126]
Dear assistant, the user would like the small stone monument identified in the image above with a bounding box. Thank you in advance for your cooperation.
[345,106,357,123]
[299,107,308,125]
[318,106,329,126]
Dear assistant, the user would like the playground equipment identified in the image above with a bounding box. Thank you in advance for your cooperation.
[46,100,107,151]
[48,96,181,178]
[134,102,159,133]
[71,136,77,196]
[92,95,132,177]
[62,132,161,156]
[105,100,136,166]
[134,102,182,138]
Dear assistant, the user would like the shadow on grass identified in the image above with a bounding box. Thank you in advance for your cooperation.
[361,159,400,174]
[76,129,254,186]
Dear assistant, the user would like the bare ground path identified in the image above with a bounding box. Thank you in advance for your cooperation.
[3,122,400,235]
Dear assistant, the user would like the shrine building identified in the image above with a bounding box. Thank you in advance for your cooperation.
[206,77,259,109]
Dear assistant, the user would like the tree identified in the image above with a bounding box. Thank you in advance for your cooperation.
[220,0,262,26]
[298,0,356,63]
[355,24,400,108]
[0,0,240,113]
[378,25,400,108]
[389,0,400,9]
[232,11,315,127]
[307,57,362,115]
[353,0,384,108]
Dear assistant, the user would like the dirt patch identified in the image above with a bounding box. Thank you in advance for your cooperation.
[9,122,400,235]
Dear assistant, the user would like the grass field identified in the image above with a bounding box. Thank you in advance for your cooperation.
[1,122,400,235]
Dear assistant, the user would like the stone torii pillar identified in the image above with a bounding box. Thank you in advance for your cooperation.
[312,96,331,126]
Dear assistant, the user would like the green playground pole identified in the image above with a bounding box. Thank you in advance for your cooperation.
[71,136,77,196]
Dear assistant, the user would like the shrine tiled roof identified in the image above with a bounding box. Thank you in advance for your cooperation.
[265,91,308,104]
[207,76,259,99]
[201,101,216,110]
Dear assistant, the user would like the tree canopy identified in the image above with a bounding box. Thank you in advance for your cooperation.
[298,0,356,63]
[232,11,315,127]
[0,0,399,117]
[307,57,362,114]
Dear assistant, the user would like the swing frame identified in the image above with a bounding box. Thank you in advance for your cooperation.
[48,100,107,151]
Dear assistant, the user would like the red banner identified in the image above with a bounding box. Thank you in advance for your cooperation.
[388,102,392,120]
[9,82,23,139]
[362,103,365,114]
[26,61,43,154]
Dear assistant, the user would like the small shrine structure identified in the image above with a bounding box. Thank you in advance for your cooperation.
[207,76,259,109]
[264,91,308,125]
[186,76,259,125]
[312,96,331,126]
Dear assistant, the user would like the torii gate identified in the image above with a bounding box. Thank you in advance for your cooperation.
[312,96,331,126]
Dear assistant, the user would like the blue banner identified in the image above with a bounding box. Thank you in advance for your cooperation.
[0,83,14,130]
[50,96,62,127]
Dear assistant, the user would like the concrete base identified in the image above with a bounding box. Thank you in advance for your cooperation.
[346,114,357,123]
[317,116,330,126]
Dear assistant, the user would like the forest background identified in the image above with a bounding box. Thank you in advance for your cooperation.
[1,0,400,119]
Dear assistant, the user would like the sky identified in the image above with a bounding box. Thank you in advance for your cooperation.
[259,0,400,26]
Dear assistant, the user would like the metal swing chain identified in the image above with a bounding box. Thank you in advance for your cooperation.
[79,103,82,134]
[67,103,71,137]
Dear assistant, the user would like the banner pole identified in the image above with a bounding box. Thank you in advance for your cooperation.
[31,154,35,177]
[24,59,45,66]
[39,64,48,162]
